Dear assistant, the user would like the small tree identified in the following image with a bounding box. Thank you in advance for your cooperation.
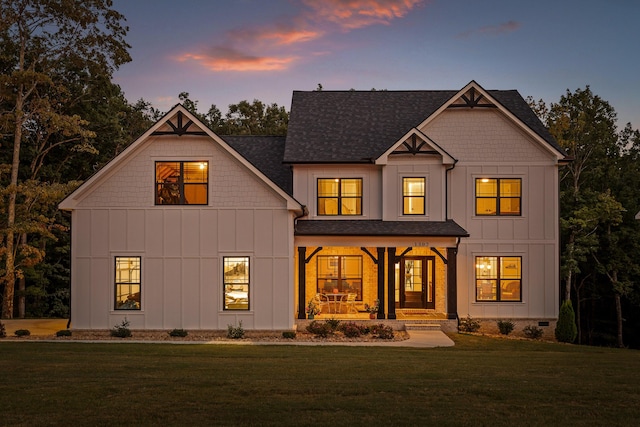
[555,300,578,343]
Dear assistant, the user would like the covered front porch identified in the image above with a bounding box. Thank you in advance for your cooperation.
[295,238,464,322]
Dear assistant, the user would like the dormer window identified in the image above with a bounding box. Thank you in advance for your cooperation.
[156,161,208,205]
[317,178,362,216]
[403,177,425,215]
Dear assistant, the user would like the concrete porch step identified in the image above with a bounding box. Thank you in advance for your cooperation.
[404,323,442,331]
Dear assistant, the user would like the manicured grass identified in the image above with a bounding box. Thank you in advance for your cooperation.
[1,334,639,426]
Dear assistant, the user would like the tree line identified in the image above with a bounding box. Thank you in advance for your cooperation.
[1,0,639,348]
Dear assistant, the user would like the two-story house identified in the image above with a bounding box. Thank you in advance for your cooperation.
[59,81,568,332]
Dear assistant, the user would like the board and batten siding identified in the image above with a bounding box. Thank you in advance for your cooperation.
[69,135,295,330]
[424,108,560,320]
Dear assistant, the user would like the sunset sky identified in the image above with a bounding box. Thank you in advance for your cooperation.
[112,0,640,129]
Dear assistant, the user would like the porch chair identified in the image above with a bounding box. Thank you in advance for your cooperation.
[342,293,358,314]
[314,293,329,314]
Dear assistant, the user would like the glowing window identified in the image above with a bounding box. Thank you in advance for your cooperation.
[223,257,250,310]
[475,178,521,215]
[317,178,362,216]
[475,256,521,302]
[115,257,141,310]
[403,177,425,215]
[156,161,208,205]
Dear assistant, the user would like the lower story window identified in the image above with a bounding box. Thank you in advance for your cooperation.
[115,256,141,310]
[317,255,363,300]
[224,256,250,310]
[475,256,521,302]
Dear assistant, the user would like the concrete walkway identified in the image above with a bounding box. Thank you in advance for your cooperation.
[1,319,454,348]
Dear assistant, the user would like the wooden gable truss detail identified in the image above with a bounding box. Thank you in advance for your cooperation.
[151,111,208,136]
[448,87,497,109]
[390,134,440,156]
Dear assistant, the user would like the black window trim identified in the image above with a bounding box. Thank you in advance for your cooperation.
[402,176,426,216]
[474,255,522,302]
[475,177,522,216]
[155,160,209,206]
[316,177,363,216]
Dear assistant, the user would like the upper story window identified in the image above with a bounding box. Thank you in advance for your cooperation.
[317,178,362,216]
[156,161,208,205]
[115,256,141,310]
[475,178,521,216]
[475,256,522,302]
[403,177,425,215]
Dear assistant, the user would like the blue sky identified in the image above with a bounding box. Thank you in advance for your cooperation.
[112,0,640,129]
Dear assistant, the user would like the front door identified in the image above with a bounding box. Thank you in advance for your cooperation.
[396,256,435,309]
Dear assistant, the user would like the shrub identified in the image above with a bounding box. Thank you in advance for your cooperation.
[227,321,245,339]
[458,315,481,333]
[56,329,72,337]
[370,323,394,339]
[169,329,188,337]
[325,318,341,331]
[306,320,333,338]
[282,331,296,339]
[497,320,515,335]
[339,322,363,338]
[110,319,132,338]
[555,300,577,343]
[15,329,31,337]
[0,321,5,338]
[523,325,544,339]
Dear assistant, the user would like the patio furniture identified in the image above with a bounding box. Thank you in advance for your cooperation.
[342,293,358,313]
[325,293,347,313]
[313,293,329,313]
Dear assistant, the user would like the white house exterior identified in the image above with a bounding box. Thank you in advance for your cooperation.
[59,108,303,330]
[60,81,568,332]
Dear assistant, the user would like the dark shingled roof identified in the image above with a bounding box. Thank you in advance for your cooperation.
[222,135,292,194]
[295,220,469,237]
[284,89,564,163]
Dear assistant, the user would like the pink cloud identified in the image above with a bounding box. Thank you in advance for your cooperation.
[302,0,426,29]
[177,48,297,72]
[457,20,521,38]
[175,0,426,72]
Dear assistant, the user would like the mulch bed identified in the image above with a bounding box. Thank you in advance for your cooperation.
[4,329,410,343]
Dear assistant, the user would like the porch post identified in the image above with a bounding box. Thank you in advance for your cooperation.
[376,247,385,320]
[297,247,306,319]
[446,247,458,320]
[386,247,396,319]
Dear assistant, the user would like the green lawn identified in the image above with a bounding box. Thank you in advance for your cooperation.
[1,334,638,426]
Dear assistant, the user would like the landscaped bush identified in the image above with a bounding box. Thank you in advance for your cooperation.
[339,322,363,338]
[14,329,31,337]
[169,328,188,337]
[325,318,341,331]
[523,325,544,339]
[110,319,132,338]
[306,320,333,338]
[227,321,245,339]
[370,323,394,339]
[458,315,481,333]
[497,320,515,335]
[282,331,296,339]
[56,329,72,337]
[555,300,577,343]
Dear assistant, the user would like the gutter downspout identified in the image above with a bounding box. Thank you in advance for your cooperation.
[445,160,458,220]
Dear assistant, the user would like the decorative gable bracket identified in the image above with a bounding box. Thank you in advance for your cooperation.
[152,111,208,136]
[448,87,497,109]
